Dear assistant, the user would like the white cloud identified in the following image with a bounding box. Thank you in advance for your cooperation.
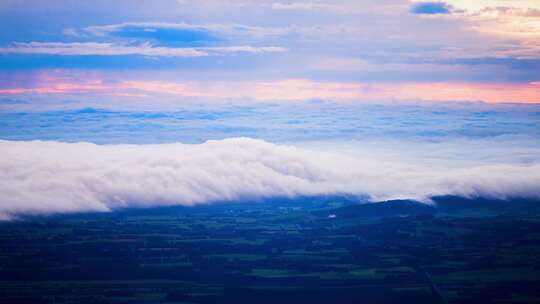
[442,0,540,12]
[269,2,345,12]
[410,1,540,59]
[0,42,287,57]
[79,22,292,38]
[1,137,539,219]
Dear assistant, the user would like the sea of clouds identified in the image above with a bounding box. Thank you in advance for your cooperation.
[1,137,540,219]
[1,101,539,219]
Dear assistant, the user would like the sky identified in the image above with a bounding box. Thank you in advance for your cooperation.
[1,1,540,219]
[0,0,540,104]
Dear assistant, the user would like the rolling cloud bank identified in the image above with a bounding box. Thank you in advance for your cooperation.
[1,137,539,220]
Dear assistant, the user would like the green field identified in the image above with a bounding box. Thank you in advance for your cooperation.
[1,197,540,303]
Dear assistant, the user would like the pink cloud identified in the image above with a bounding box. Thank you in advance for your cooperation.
[0,80,109,95]
[1,72,539,104]
[359,81,540,104]
[121,79,540,103]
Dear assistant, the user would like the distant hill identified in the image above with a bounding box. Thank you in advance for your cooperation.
[323,196,540,219]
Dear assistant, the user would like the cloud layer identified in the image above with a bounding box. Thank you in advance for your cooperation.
[1,137,539,219]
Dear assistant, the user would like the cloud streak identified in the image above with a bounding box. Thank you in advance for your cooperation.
[1,137,539,219]
[269,2,345,13]
[77,22,291,39]
[0,42,287,57]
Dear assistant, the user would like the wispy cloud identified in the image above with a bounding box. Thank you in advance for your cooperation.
[0,42,287,57]
[269,2,345,13]
[76,22,291,39]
